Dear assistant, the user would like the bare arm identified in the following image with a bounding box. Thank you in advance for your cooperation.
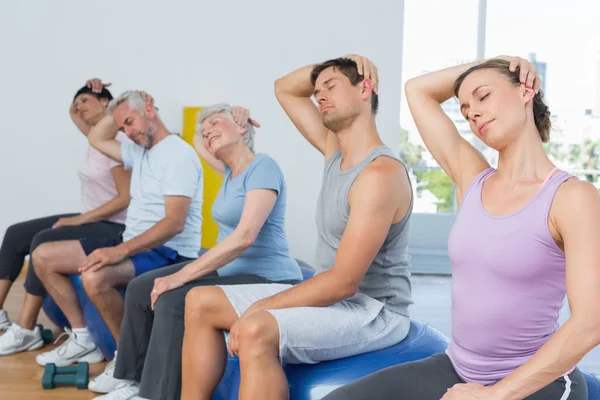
[274,63,337,158]
[77,166,131,224]
[69,103,92,136]
[193,134,225,176]
[150,189,278,308]
[251,162,402,310]
[176,190,275,279]
[404,61,490,197]
[88,114,123,163]
[488,181,600,400]
[117,196,191,257]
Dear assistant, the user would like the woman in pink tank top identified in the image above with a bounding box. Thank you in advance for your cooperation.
[323,57,600,400]
[0,79,131,356]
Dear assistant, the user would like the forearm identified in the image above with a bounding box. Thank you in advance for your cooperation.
[255,270,354,310]
[118,218,183,257]
[70,112,91,136]
[405,59,482,104]
[77,196,129,225]
[274,63,317,97]
[177,232,252,283]
[491,318,599,400]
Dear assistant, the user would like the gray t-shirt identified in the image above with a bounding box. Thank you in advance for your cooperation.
[314,146,413,316]
[121,135,203,258]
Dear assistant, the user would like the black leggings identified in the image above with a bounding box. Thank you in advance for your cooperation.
[113,260,300,400]
[0,214,125,297]
[322,353,587,400]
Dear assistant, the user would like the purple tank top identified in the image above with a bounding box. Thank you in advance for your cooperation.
[446,167,573,384]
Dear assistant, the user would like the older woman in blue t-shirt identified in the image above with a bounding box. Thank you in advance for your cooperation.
[91,104,303,400]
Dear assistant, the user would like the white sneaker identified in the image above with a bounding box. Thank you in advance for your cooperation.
[35,327,105,367]
[0,323,44,355]
[88,351,130,393]
[94,382,141,399]
[0,309,9,331]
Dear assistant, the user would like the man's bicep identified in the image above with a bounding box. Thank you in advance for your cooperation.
[334,181,398,280]
[165,196,192,224]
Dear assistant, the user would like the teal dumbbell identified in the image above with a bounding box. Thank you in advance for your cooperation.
[41,362,89,389]
[36,324,53,344]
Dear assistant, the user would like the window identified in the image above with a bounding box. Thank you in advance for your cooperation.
[486,0,600,185]
[400,0,479,213]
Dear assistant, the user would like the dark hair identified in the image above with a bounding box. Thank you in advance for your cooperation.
[73,85,114,104]
[310,58,379,115]
[452,59,551,142]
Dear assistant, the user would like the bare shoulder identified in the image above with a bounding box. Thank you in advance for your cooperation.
[350,156,411,220]
[552,179,600,225]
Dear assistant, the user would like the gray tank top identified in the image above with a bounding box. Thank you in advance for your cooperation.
[314,146,413,316]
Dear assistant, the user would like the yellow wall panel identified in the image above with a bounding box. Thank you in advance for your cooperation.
[182,107,223,248]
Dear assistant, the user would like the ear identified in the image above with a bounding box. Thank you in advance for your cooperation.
[361,79,374,102]
[237,123,248,136]
[144,104,156,119]
[99,98,109,108]
[520,84,536,106]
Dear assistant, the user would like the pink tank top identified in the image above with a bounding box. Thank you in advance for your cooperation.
[446,167,572,384]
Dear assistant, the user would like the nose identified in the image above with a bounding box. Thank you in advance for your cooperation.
[468,107,482,122]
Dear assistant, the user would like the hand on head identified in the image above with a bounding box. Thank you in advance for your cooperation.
[232,106,261,128]
[86,78,111,93]
[343,54,379,94]
[497,55,543,96]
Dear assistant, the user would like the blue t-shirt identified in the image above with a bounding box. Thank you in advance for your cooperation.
[121,135,203,258]
[213,154,302,281]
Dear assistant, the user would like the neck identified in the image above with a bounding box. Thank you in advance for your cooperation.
[496,125,554,184]
[220,144,255,176]
[150,121,172,147]
[336,113,383,168]
[88,112,107,127]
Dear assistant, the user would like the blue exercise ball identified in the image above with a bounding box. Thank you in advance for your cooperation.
[212,319,450,400]
[584,371,600,400]
[41,274,123,361]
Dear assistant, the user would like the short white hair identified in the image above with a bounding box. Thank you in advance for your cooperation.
[107,90,159,117]
[196,103,255,153]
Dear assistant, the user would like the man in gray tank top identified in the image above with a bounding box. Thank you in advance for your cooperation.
[180,55,414,399]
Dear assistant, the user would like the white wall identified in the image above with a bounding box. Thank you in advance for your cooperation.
[0,0,404,264]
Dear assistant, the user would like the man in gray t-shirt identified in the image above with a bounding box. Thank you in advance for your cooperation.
[179,55,414,399]
[35,83,203,368]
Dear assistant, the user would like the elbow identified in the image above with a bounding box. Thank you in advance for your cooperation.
[172,220,185,235]
[335,276,360,301]
[274,77,288,98]
[237,231,257,251]
[404,78,421,99]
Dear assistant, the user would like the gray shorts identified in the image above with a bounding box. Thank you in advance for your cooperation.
[218,283,410,364]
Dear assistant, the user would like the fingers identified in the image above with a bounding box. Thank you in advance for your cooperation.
[533,71,542,94]
[248,118,261,128]
[232,107,250,126]
[372,64,379,94]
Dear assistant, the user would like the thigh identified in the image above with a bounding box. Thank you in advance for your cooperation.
[323,353,462,400]
[4,214,76,251]
[268,296,410,364]
[33,222,123,250]
[34,240,87,274]
[85,259,136,289]
[525,368,587,400]
[156,274,272,314]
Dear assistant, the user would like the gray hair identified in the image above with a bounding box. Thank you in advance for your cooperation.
[107,90,160,120]
[107,90,146,115]
[196,103,255,152]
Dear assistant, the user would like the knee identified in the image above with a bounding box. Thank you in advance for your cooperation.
[237,312,279,354]
[184,287,222,318]
[82,270,110,299]
[31,243,53,274]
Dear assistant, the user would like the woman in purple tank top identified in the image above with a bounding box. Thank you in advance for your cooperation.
[323,56,600,400]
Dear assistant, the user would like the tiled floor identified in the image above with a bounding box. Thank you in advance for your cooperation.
[409,275,600,373]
